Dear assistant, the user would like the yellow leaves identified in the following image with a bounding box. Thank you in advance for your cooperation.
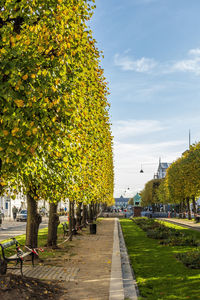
[31,74,36,79]
[56,151,61,157]
[52,86,57,92]
[26,130,31,136]
[11,128,19,136]
[38,46,44,52]
[42,69,48,76]
[0,181,6,186]
[22,74,28,80]
[55,78,60,85]
[30,147,35,154]
[30,122,34,127]
[14,100,24,107]
[67,43,71,49]
[3,130,9,136]
[10,36,15,43]
[32,128,38,135]
[0,48,6,54]
[0,147,3,151]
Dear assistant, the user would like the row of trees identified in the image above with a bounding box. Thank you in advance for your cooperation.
[0,0,114,247]
[141,143,200,219]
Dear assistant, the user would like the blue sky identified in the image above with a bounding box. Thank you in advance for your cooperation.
[89,0,200,197]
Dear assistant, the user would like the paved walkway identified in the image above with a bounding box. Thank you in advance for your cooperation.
[12,265,79,281]
[160,217,200,231]
[6,218,138,299]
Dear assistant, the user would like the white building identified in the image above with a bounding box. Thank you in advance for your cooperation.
[157,158,171,179]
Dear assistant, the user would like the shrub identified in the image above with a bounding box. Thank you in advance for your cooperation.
[176,249,200,268]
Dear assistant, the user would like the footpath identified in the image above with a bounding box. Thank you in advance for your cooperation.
[161,217,200,231]
[1,218,138,300]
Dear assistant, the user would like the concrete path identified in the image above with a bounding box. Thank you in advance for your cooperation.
[109,218,124,300]
[160,218,200,231]
[109,218,138,300]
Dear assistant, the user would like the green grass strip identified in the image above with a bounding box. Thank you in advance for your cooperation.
[1,224,68,260]
[120,219,200,300]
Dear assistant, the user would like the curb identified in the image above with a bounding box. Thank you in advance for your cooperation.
[109,218,124,300]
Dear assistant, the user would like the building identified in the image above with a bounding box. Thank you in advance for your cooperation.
[156,158,171,179]
[114,195,129,208]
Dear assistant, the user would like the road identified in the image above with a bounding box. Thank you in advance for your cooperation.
[0,216,67,242]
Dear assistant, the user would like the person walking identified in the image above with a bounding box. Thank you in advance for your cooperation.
[12,206,18,221]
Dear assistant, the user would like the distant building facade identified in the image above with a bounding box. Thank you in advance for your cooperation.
[156,158,171,179]
[114,195,129,208]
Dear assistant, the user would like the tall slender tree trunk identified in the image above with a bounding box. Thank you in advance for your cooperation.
[89,203,93,223]
[69,201,73,241]
[26,188,42,248]
[47,202,60,248]
[71,201,76,230]
[82,204,87,227]
[186,197,191,220]
[76,202,82,227]
[192,195,197,214]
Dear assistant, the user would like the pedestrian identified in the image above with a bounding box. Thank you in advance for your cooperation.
[1,207,4,220]
[12,206,18,221]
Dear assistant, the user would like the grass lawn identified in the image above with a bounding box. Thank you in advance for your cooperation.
[1,223,72,261]
[120,219,200,300]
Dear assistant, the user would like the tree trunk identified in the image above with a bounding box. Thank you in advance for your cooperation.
[82,204,87,227]
[89,203,93,223]
[26,189,42,248]
[76,202,82,227]
[47,202,60,248]
[192,195,197,214]
[186,197,191,220]
[71,201,76,230]
[69,201,73,241]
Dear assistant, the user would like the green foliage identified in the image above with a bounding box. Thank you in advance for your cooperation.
[0,0,114,206]
[177,249,200,269]
[121,219,200,300]
[140,178,162,208]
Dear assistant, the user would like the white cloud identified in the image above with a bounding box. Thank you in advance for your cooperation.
[114,54,157,73]
[114,47,200,76]
[112,120,167,141]
[171,48,200,75]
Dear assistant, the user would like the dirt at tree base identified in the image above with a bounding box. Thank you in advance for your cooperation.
[0,273,67,299]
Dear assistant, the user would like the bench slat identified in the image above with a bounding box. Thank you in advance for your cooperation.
[0,239,16,249]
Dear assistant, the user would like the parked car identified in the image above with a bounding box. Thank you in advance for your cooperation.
[16,210,27,222]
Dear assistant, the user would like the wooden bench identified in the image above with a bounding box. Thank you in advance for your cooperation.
[0,238,34,276]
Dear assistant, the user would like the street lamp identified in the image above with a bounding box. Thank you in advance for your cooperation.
[140,164,144,173]
[139,162,158,174]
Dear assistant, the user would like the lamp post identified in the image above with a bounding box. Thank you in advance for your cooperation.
[139,162,158,173]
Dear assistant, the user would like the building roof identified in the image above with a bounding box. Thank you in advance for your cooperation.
[115,195,129,204]
[133,193,141,202]
[158,162,171,170]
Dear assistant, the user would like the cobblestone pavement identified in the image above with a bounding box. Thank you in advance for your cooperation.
[11,265,79,281]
